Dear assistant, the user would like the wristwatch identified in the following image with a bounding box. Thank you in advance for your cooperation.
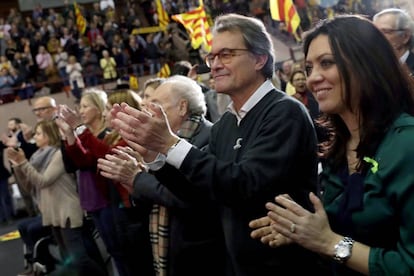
[333,237,354,263]
[75,125,87,136]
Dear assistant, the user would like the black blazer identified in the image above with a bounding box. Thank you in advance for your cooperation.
[133,118,226,276]
[405,51,414,76]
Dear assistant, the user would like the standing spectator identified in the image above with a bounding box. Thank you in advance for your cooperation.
[0,55,12,71]
[98,76,226,276]
[6,118,37,217]
[57,90,154,276]
[12,96,59,276]
[54,45,69,91]
[289,68,319,121]
[0,139,13,225]
[46,33,60,55]
[100,0,115,11]
[86,22,102,46]
[0,68,15,104]
[0,17,11,56]
[32,3,44,22]
[145,32,162,75]
[10,67,34,101]
[251,15,414,275]
[7,120,107,276]
[35,45,54,86]
[127,35,145,77]
[111,13,324,275]
[81,47,100,87]
[112,47,128,79]
[91,35,108,60]
[66,55,84,101]
[4,37,17,62]
[76,37,88,62]
[276,59,295,94]
[100,49,117,83]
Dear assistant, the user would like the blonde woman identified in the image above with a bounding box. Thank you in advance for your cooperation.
[58,89,154,276]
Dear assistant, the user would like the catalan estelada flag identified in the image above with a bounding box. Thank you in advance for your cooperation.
[171,0,212,52]
[156,0,169,30]
[270,0,301,35]
[74,2,87,35]
[157,63,171,78]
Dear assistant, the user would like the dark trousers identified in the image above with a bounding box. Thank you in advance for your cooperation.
[90,205,154,276]
[71,80,82,100]
[90,206,127,276]
[52,225,107,276]
[0,178,13,222]
[17,216,51,253]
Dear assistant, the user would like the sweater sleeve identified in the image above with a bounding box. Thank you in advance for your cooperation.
[64,129,104,169]
[14,151,64,189]
[367,124,414,275]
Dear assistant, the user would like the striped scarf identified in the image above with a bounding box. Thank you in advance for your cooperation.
[149,114,202,276]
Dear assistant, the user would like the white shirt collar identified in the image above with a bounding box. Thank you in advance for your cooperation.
[227,80,275,125]
[400,50,409,64]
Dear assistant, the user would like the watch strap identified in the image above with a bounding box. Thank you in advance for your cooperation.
[75,125,87,136]
[333,236,354,263]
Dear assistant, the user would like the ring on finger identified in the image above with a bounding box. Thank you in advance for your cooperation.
[290,223,296,233]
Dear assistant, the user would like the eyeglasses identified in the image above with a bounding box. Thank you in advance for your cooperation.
[380,28,406,35]
[205,48,250,68]
[32,106,53,113]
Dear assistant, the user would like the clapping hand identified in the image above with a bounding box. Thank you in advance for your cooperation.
[6,147,26,166]
[97,146,146,193]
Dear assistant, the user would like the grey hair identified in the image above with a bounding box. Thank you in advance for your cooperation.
[163,75,207,116]
[143,77,165,90]
[48,97,57,107]
[373,8,414,48]
[212,13,275,79]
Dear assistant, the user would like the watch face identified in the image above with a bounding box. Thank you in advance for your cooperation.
[337,245,350,258]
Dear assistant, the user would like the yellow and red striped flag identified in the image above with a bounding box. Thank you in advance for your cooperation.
[157,63,171,78]
[270,0,301,35]
[156,0,169,30]
[171,1,212,52]
[74,2,87,35]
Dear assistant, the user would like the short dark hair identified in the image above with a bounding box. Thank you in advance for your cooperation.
[8,117,22,124]
[172,61,192,76]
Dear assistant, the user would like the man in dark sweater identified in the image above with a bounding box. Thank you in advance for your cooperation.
[111,13,325,275]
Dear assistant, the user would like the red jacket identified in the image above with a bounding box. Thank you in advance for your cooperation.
[65,128,132,208]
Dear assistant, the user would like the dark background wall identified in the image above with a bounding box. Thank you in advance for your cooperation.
[0,0,19,17]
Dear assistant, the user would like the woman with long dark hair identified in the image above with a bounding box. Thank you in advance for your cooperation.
[251,15,414,275]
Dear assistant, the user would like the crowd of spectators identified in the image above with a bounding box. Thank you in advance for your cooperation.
[0,0,405,105]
